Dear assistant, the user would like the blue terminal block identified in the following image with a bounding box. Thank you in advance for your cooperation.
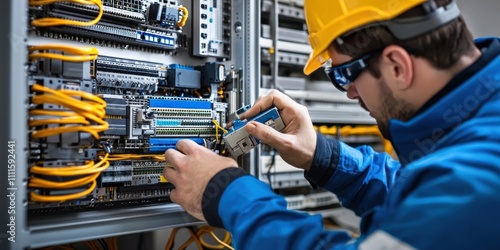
[148,138,204,152]
[223,107,285,158]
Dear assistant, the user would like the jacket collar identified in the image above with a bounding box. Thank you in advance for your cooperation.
[388,37,500,165]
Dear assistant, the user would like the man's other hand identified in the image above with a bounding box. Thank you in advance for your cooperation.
[163,140,238,221]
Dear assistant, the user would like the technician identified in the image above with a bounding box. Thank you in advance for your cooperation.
[163,0,500,249]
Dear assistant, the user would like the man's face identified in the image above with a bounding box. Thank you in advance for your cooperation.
[327,47,415,139]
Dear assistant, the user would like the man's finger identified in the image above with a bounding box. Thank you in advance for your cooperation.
[176,139,204,155]
[169,189,179,204]
[245,121,288,149]
[163,165,178,185]
[164,148,185,167]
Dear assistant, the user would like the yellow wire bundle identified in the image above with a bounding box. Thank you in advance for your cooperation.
[30,83,108,139]
[196,226,233,250]
[29,154,110,202]
[29,0,103,27]
[28,83,110,202]
[165,226,234,250]
[165,227,204,250]
[29,44,99,62]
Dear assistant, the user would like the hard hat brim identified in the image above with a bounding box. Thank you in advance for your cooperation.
[304,49,329,75]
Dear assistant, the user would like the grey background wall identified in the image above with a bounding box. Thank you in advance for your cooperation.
[457,0,500,37]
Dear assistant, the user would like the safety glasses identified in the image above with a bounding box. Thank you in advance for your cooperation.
[325,53,377,92]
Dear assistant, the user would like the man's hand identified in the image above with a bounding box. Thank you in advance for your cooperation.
[163,140,238,221]
[239,90,317,171]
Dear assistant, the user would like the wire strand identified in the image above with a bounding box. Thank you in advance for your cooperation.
[107,154,165,161]
[177,6,189,27]
[30,179,97,202]
[178,228,203,250]
[29,84,108,139]
[29,44,99,62]
[29,0,104,27]
[196,226,233,250]
[29,154,109,202]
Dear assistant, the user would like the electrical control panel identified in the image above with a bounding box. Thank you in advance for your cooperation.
[26,0,239,216]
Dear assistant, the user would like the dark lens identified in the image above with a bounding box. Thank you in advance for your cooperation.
[340,66,360,83]
[325,67,347,92]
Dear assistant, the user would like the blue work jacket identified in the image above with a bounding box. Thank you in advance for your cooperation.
[201,37,500,249]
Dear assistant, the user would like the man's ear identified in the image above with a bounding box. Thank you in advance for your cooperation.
[381,45,414,90]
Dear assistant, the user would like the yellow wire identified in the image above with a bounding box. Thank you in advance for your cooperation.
[29,154,109,202]
[196,226,233,250]
[113,237,118,250]
[177,6,189,27]
[30,154,109,176]
[32,84,106,117]
[59,88,106,105]
[29,116,91,126]
[212,120,228,134]
[32,92,106,118]
[214,121,219,142]
[29,44,99,62]
[31,125,106,139]
[29,53,98,62]
[32,160,95,172]
[107,154,165,161]
[31,91,105,119]
[29,44,99,55]
[30,84,108,139]
[165,227,178,250]
[29,109,77,117]
[212,120,228,142]
[30,179,97,202]
[30,84,106,118]
[208,231,233,250]
[29,0,103,27]
[178,229,203,250]
[29,172,100,189]
[106,237,118,250]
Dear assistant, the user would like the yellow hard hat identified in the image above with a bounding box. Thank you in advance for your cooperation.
[303,0,460,75]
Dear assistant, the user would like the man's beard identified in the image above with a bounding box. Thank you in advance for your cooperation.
[372,79,415,139]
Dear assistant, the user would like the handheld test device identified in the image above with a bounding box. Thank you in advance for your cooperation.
[223,106,285,158]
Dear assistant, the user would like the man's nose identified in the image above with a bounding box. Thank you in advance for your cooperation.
[346,84,359,100]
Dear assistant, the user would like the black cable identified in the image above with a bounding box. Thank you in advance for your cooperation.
[217,132,224,155]
[137,232,144,250]
[97,238,108,250]
[266,149,277,192]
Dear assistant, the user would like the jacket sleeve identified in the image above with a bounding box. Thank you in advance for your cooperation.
[305,134,401,216]
[201,168,355,250]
